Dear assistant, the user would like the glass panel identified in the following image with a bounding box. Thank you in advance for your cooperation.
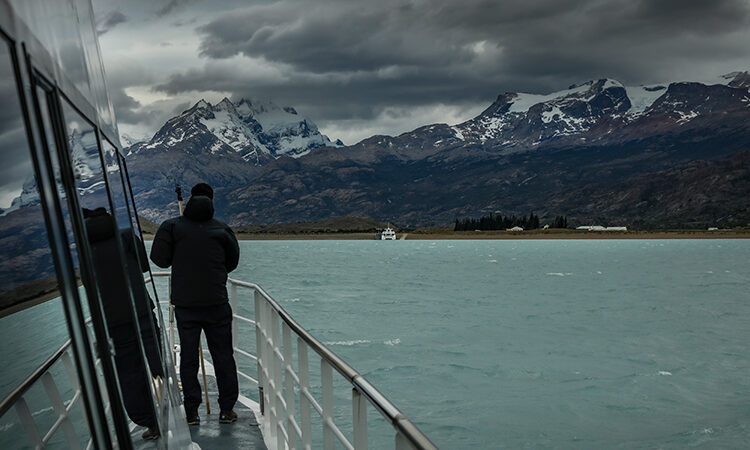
[0,38,70,449]
[61,104,161,440]
[0,35,61,387]
[101,140,128,222]
[102,138,166,379]
[10,0,118,132]
[60,102,108,212]
[0,44,56,314]
[73,0,115,129]
[34,86,121,444]
[10,0,92,100]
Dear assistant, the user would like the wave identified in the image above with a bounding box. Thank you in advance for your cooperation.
[546,272,572,276]
[384,338,401,346]
[324,339,371,346]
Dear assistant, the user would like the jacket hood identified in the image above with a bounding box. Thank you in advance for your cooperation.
[85,214,116,243]
[184,196,214,221]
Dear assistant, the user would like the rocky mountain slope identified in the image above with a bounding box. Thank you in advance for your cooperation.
[548,149,750,229]
[127,72,750,228]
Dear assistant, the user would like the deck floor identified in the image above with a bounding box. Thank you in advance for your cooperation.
[132,372,267,449]
[186,406,267,449]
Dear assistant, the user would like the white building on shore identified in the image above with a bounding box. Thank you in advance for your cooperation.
[576,225,628,231]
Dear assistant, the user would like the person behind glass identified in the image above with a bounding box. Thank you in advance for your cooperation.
[149,183,240,425]
[82,207,163,441]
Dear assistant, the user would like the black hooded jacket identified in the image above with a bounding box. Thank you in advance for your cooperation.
[85,214,154,328]
[149,196,240,307]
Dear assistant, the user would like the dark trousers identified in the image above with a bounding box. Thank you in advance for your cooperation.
[174,303,238,413]
[109,314,163,428]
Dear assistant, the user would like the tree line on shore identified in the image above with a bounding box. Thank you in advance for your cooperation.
[454,213,568,231]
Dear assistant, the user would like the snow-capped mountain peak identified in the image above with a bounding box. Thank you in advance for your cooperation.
[194,99,211,109]
[126,98,341,163]
[453,72,750,148]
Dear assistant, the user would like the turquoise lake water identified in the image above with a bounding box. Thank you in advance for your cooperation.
[2,239,750,448]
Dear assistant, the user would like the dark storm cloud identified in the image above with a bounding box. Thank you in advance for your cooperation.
[156,0,196,17]
[195,0,750,84]
[109,87,143,123]
[154,59,502,122]
[97,11,128,35]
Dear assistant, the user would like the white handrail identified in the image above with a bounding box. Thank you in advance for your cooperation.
[0,341,85,449]
[148,271,437,450]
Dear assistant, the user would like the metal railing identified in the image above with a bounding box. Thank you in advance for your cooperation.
[151,271,437,450]
[0,340,85,449]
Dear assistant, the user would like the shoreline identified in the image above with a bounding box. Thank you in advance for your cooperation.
[143,230,750,240]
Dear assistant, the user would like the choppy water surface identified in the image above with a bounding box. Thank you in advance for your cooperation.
[2,239,749,448]
[233,239,750,449]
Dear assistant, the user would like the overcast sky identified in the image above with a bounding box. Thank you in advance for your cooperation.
[93,0,750,146]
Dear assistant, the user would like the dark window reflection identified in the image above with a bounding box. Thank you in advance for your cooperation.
[102,140,129,222]
[0,38,57,314]
[60,101,108,211]
[100,140,159,336]
[36,86,81,272]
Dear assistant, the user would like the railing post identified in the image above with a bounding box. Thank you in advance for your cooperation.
[263,301,277,443]
[254,290,264,414]
[15,398,42,448]
[61,351,78,390]
[41,372,81,449]
[282,322,297,449]
[231,282,238,352]
[321,359,335,450]
[168,274,176,362]
[297,338,312,450]
[353,388,367,449]
[271,309,284,447]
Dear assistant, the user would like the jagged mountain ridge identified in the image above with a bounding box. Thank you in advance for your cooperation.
[378,72,750,155]
[216,72,750,227]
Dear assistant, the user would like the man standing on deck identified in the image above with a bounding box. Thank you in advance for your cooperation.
[150,183,240,425]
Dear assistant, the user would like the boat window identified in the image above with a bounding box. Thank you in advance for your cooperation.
[36,88,126,444]
[101,140,129,222]
[10,0,91,100]
[9,0,116,130]
[59,101,108,212]
[61,101,164,441]
[101,138,166,371]
[0,39,57,316]
[0,34,63,409]
[118,155,156,284]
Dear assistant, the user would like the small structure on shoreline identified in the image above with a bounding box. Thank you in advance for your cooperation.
[576,225,628,231]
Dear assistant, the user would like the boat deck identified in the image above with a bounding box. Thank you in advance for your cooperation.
[132,374,267,449]
[187,406,266,450]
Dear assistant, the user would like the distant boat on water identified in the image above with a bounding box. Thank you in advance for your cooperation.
[376,226,397,240]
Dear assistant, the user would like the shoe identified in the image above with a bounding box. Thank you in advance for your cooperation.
[219,410,238,424]
[186,410,200,426]
[141,426,160,440]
